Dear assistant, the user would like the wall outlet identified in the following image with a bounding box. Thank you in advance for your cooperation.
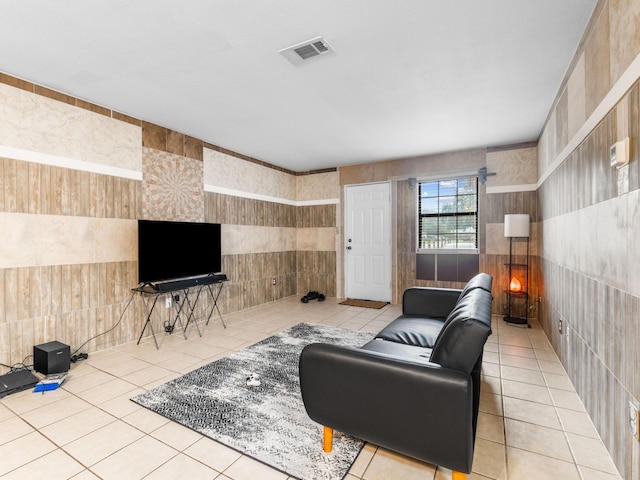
[165,297,171,308]
[558,318,563,334]
[173,294,179,303]
[629,401,639,441]
[272,277,276,285]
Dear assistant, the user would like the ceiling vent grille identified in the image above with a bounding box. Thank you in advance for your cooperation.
[279,36,335,65]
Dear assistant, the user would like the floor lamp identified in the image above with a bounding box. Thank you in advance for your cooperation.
[504,214,530,326]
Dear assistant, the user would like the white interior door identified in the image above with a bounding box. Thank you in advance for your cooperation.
[345,182,391,302]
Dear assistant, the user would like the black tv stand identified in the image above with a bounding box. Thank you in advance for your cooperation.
[132,274,227,349]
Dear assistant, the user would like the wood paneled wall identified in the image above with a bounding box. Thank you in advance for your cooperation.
[538,79,640,478]
[1,157,140,218]
[0,73,338,373]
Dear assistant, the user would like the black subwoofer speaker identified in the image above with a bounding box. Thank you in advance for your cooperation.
[34,341,70,375]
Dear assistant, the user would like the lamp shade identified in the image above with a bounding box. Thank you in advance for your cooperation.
[504,214,530,238]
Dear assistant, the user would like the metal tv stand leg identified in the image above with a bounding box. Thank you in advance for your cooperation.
[205,281,227,328]
[137,294,160,350]
[169,291,189,340]
[182,287,203,337]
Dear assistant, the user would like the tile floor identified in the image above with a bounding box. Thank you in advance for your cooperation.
[0,296,623,480]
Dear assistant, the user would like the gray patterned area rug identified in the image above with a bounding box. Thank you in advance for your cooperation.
[131,323,374,480]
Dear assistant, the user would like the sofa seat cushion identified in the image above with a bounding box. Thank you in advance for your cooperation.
[361,338,433,364]
[375,315,444,348]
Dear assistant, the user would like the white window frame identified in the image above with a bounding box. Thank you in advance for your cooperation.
[417,176,479,253]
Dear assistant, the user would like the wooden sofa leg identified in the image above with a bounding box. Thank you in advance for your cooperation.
[323,426,333,452]
[452,471,466,480]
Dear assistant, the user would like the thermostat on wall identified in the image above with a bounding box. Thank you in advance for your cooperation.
[610,137,630,168]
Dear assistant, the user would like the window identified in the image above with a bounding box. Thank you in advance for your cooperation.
[418,177,478,250]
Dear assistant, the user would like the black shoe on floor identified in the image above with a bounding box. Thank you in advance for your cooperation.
[301,291,319,303]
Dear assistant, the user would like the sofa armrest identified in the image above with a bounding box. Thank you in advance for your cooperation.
[299,343,475,473]
[402,287,462,318]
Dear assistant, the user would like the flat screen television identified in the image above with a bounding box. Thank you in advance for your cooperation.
[137,220,222,285]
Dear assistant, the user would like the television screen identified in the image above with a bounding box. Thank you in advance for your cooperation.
[137,220,222,285]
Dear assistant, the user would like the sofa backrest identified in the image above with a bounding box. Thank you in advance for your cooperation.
[457,272,493,301]
[429,288,492,373]
[432,274,493,338]
[402,287,461,319]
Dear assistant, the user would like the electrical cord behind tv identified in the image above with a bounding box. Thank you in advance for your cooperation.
[70,291,136,363]
[0,355,34,372]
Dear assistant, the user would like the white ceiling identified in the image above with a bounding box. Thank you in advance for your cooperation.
[0,1,597,172]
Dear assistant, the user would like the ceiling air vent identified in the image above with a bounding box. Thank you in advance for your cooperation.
[279,36,335,66]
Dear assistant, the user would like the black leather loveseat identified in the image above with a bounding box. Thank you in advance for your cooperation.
[299,273,493,480]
